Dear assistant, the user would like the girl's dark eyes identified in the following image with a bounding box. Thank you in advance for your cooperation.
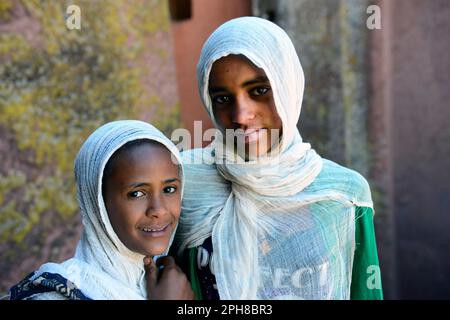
[128,190,145,198]
[127,187,177,198]
[163,186,177,194]
[212,95,231,104]
[212,87,270,104]
[250,87,270,96]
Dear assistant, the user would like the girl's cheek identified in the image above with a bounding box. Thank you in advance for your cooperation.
[172,198,181,212]
[129,201,147,214]
[171,200,182,219]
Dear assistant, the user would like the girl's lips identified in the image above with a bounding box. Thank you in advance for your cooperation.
[234,128,265,143]
[139,224,170,238]
[245,129,262,143]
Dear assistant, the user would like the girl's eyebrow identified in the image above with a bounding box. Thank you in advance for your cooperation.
[164,178,180,184]
[127,178,180,188]
[127,182,149,189]
[241,76,269,87]
[209,76,269,94]
[209,86,227,94]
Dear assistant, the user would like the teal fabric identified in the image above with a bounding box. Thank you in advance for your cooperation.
[187,206,383,300]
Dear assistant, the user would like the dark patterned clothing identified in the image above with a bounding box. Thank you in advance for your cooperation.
[194,237,220,300]
[9,271,91,300]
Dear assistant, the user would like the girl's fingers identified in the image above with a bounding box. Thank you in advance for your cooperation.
[144,257,158,290]
[155,256,176,269]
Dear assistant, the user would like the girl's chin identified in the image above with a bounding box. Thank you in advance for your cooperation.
[242,142,271,159]
[142,242,170,257]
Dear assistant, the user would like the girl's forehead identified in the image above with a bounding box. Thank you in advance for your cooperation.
[211,54,261,71]
[209,55,269,85]
[104,140,176,174]
[119,142,174,165]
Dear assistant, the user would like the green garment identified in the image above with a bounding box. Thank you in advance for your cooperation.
[350,206,383,300]
[188,248,203,300]
[187,206,383,300]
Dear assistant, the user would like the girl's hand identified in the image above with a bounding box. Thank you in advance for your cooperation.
[144,256,195,300]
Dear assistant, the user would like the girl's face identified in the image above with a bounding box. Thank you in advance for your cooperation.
[208,54,283,159]
[103,141,181,257]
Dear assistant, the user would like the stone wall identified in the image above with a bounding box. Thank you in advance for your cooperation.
[377,0,450,299]
[0,0,179,295]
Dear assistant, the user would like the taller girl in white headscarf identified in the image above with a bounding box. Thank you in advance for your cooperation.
[175,17,383,300]
[9,120,194,300]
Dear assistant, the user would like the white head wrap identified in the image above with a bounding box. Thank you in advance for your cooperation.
[175,17,373,300]
[31,120,184,299]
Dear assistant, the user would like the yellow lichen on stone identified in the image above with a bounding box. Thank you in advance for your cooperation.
[0,0,179,244]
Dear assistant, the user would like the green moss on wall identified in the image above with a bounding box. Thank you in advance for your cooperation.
[0,0,14,22]
[0,0,179,244]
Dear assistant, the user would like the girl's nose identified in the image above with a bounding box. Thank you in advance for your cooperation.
[232,95,256,126]
[145,195,168,218]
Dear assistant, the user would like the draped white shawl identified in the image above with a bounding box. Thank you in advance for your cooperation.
[175,17,373,300]
[30,120,184,300]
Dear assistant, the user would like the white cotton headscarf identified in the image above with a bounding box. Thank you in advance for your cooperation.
[30,120,184,300]
[175,17,373,300]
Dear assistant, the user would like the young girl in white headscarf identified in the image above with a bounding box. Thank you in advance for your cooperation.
[174,17,383,300]
[9,120,194,300]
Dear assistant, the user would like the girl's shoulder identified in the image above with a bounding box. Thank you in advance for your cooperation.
[180,147,214,165]
[180,147,230,190]
[308,158,373,207]
[319,159,370,185]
